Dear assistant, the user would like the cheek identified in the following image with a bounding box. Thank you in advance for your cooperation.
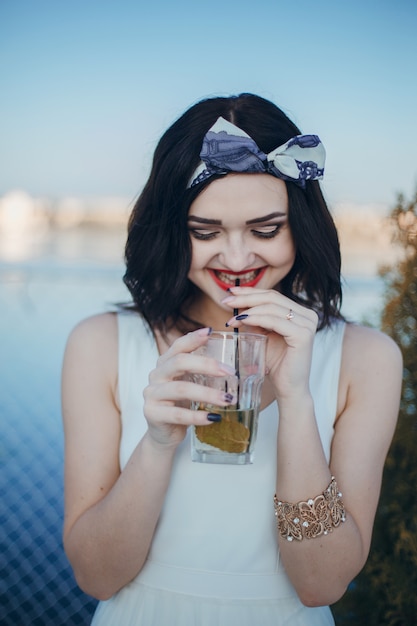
[190,241,215,270]
[267,238,296,267]
[189,243,203,270]
[285,239,296,262]
[282,232,296,261]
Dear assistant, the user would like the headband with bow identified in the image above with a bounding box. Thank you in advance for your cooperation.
[188,117,325,189]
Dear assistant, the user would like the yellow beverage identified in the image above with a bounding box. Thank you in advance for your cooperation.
[195,406,256,454]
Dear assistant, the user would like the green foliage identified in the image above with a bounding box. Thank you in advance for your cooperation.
[332,190,417,625]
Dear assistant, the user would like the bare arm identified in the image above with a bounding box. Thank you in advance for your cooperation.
[62,314,234,599]
[276,324,402,606]
[224,288,402,606]
[62,314,176,599]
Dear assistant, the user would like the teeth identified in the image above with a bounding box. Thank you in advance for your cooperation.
[216,270,259,285]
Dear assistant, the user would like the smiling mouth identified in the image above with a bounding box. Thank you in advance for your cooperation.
[209,268,266,289]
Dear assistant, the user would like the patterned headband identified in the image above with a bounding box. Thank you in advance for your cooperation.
[187,116,325,189]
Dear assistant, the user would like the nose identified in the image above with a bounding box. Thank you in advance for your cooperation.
[217,234,257,271]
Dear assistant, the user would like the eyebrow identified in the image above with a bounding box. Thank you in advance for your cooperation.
[187,212,287,226]
[246,212,287,225]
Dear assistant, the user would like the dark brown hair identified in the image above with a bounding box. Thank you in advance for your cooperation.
[123,93,343,331]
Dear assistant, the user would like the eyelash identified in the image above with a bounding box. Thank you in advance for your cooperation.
[189,230,219,241]
[189,224,283,241]
[252,224,283,239]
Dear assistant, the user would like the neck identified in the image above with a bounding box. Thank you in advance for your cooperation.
[185,292,231,332]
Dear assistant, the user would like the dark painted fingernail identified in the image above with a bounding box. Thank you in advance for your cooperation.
[207,413,222,422]
[225,322,230,327]
[235,313,248,321]
[197,327,213,337]
[223,392,234,403]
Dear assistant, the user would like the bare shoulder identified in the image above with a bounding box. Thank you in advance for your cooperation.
[65,312,118,357]
[63,312,119,386]
[343,322,402,372]
[67,311,118,345]
[337,322,402,420]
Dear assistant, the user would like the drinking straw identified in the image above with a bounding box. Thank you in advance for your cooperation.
[233,277,240,327]
[234,278,240,410]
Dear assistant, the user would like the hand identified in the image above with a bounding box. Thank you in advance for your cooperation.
[143,328,235,449]
[222,287,319,400]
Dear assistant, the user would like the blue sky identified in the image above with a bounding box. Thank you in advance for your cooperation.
[1,0,416,208]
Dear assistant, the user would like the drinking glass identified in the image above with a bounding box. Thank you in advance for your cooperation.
[191,331,267,465]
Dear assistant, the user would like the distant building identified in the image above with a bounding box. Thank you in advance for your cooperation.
[0,190,48,261]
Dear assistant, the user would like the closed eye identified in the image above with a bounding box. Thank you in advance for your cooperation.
[251,224,283,239]
[189,229,220,241]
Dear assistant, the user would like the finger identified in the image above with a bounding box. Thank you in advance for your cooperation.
[149,353,236,384]
[222,290,294,314]
[222,289,318,322]
[226,286,270,295]
[157,327,213,366]
[225,314,318,346]
[145,379,236,407]
[146,403,224,427]
[221,288,273,309]
[225,304,317,331]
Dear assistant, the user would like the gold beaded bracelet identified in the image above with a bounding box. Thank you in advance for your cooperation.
[273,476,346,542]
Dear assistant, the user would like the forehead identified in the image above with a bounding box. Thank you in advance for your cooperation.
[189,173,288,220]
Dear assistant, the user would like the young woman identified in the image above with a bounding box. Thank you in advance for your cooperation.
[62,93,402,625]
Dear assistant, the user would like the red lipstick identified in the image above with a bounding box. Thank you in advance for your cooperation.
[208,267,267,291]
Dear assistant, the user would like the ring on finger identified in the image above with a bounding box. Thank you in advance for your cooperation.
[286,309,294,321]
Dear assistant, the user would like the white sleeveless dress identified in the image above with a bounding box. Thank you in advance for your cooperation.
[91,312,345,625]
